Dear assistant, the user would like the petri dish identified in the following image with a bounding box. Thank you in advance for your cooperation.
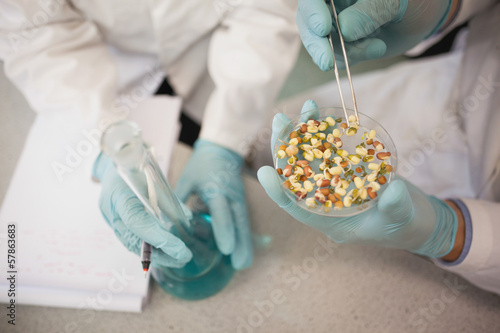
[273,107,397,217]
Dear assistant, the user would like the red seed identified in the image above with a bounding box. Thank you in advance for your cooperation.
[331,175,341,186]
[334,137,343,148]
[376,152,391,160]
[304,166,313,177]
[295,191,307,201]
[314,191,326,204]
[283,165,293,177]
[317,179,330,187]
[296,160,309,168]
[319,188,330,196]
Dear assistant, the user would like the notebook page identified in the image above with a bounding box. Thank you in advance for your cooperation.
[0,95,181,312]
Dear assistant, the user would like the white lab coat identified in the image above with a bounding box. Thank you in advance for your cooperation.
[0,0,300,156]
[276,2,500,295]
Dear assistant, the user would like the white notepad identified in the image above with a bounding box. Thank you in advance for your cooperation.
[0,95,181,312]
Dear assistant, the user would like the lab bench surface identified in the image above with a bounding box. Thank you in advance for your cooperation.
[1,142,500,333]
[1,62,500,332]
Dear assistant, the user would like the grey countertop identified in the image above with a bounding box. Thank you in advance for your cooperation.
[1,64,500,333]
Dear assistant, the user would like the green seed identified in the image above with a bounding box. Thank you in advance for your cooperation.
[347,127,357,136]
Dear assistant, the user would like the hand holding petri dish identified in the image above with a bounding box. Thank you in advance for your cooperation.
[273,107,397,217]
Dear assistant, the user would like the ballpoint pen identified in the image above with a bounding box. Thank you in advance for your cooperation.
[141,241,152,277]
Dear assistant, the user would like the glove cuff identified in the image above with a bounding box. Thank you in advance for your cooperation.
[92,152,114,182]
[427,0,457,37]
[412,196,458,258]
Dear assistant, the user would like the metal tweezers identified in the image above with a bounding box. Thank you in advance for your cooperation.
[327,0,360,127]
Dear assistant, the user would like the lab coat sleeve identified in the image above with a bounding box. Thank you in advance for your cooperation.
[200,0,301,156]
[0,0,121,129]
[444,0,499,32]
[407,0,498,56]
[434,199,500,295]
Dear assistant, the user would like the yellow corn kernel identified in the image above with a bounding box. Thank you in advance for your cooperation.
[343,196,353,207]
[326,117,336,126]
[335,187,346,196]
[304,180,314,192]
[356,147,368,156]
[369,182,381,192]
[354,177,364,189]
[330,166,343,175]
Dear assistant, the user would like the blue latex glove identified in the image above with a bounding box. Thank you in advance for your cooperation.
[258,100,458,258]
[93,153,193,268]
[175,140,253,270]
[297,0,454,70]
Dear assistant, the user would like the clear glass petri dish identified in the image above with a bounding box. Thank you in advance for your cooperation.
[273,107,397,217]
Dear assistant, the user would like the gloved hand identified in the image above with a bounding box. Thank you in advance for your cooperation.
[93,153,193,268]
[257,100,458,258]
[175,139,253,270]
[297,0,454,70]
